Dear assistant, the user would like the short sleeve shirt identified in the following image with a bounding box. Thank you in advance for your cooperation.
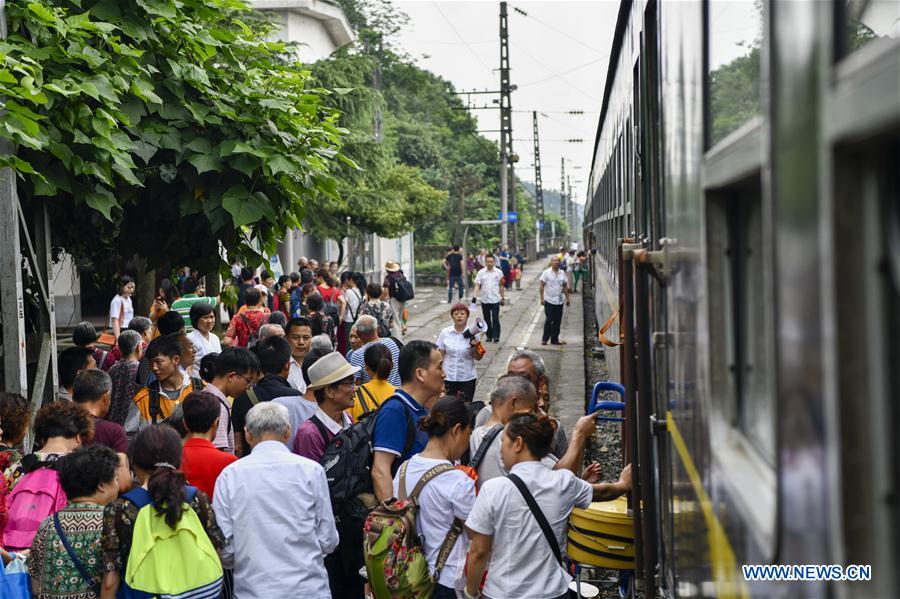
[171,294,217,333]
[540,268,568,305]
[349,338,401,387]
[373,390,429,462]
[465,461,593,598]
[109,295,134,328]
[445,253,464,276]
[89,416,129,453]
[392,456,476,589]
[436,326,477,382]
[474,268,504,304]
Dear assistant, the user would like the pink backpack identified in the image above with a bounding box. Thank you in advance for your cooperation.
[3,467,67,550]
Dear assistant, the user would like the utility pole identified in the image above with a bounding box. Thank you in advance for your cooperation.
[532,111,544,254]
[567,175,574,241]
[499,1,516,249]
[560,157,566,245]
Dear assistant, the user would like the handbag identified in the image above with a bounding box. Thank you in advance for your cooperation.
[1,552,32,599]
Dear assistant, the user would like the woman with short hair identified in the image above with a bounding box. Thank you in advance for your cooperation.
[437,302,483,404]
[107,330,143,427]
[28,445,120,599]
[187,302,221,363]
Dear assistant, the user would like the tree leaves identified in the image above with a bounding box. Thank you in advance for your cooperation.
[0,0,348,279]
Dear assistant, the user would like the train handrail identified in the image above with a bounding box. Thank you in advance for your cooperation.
[588,381,625,421]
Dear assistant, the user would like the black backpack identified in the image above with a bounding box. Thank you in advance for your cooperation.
[319,396,415,505]
[392,277,415,303]
[321,289,341,324]
[362,302,393,338]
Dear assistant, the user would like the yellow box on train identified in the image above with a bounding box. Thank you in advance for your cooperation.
[567,496,634,569]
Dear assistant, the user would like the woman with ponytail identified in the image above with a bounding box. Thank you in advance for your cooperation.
[463,412,632,599]
[390,398,476,599]
[349,343,396,422]
[100,425,225,598]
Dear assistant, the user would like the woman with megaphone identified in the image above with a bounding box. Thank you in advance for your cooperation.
[436,302,486,404]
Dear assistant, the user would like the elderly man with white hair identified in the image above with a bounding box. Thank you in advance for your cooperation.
[213,402,338,599]
[347,314,401,386]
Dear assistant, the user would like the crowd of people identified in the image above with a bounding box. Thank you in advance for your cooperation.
[0,247,627,599]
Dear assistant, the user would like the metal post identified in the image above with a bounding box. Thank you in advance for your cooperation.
[532,111,545,253]
[0,1,27,395]
[499,1,514,249]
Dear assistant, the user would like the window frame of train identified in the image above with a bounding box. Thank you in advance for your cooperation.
[701,0,778,555]
[827,1,900,591]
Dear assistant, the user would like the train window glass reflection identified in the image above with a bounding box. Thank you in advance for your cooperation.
[706,0,764,147]
[841,0,900,57]
[706,176,775,462]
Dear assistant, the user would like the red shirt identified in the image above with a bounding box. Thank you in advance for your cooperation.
[181,438,237,499]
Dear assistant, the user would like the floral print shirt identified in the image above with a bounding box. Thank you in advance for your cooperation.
[28,502,105,599]
[101,487,225,575]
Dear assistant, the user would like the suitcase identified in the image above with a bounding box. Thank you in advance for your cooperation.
[567,495,634,569]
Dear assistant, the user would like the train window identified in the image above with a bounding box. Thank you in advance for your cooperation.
[706,176,775,462]
[705,0,764,147]
[838,0,900,58]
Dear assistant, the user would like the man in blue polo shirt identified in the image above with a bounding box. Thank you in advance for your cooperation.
[371,340,445,502]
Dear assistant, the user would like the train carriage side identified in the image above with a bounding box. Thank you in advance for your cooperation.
[586,0,898,597]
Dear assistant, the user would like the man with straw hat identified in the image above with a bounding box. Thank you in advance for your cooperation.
[292,352,359,462]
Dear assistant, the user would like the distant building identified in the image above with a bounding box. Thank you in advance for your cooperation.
[250,0,414,282]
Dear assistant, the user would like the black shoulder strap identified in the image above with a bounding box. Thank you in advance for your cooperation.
[309,415,331,447]
[54,513,100,593]
[357,385,377,414]
[190,376,203,391]
[384,394,417,457]
[470,425,503,470]
[507,473,564,568]
[149,382,161,424]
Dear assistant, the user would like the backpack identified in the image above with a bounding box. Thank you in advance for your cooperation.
[239,312,262,348]
[363,462,463,599]
[122,486,223,599]
[391,276,415,303]
[3,466,67,550]
[320,288,342,324]
[319,396,415,505]
[362,302,393,338]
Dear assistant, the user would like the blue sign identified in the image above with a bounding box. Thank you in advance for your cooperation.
[499,211,518,223]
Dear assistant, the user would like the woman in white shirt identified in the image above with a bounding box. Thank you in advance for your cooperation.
[464,413,631,599]
[109,275,135,339]
[436,303,483,403]
[339,272,364,355]
[187,302,222,363]
[392,398,476,599]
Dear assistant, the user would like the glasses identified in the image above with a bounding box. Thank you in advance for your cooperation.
[233,373,255,386]
[333,376,357,388]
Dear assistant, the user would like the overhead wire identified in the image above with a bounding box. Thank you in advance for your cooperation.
[510,40,601,103]
[509,4,608,56]
[517,55,608,87]
[432,2,495,76]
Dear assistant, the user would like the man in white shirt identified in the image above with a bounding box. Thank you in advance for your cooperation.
[214,402,338,599]
[473,255,505,343]
[285,317,313,392]
[539,256,570,345]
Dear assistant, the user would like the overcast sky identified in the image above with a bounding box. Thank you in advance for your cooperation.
[395,1,620,208]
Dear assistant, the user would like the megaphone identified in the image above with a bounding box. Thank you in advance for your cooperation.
[465,317,488,339]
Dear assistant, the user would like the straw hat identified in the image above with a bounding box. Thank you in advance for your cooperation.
[307,352,360,390]
[384,261,401,272]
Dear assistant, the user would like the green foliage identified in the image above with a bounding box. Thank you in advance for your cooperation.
[0,0,347,278]
[709,45,760,146]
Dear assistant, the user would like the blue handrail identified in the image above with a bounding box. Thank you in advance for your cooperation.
[588,381,625,422]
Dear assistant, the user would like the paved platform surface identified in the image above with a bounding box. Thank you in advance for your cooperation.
[406,261,585,433]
